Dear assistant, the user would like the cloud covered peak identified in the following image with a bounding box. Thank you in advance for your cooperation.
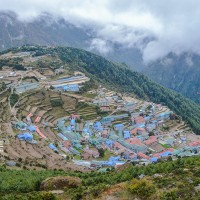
[1,0,200,62]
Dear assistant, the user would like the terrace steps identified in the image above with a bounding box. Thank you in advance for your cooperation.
[45,115,54,122]
[29,106,38,115]
[25,105,31,112]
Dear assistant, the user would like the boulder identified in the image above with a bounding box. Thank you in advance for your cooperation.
[40,176,82,191]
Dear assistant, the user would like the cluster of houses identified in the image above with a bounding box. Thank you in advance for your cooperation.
[46,88,200,168]
[13,86,200,170]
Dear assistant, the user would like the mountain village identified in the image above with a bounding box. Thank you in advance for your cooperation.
[0,50,200,171]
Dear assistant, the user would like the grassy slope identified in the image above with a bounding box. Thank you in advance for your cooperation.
[0,156,199,199]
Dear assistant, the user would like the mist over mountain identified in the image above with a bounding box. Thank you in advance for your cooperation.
[0,11,199,104]
[0,11,91,50]
[144,53,200,104]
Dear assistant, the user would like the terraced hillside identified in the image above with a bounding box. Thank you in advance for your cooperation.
[0,88,94,172]
[1,45,200,134]
[76,103,99,120]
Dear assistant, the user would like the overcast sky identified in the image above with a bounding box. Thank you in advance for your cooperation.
[0,0,200,62]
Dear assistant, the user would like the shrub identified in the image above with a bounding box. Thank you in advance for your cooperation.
[128,178,156,199]
[50,99,63,107]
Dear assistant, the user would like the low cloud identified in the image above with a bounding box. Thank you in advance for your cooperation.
[89,38,113,55]
[1,0,200,62]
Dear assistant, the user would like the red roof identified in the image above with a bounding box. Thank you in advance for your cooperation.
[137,152,150,159]
[114,142,126,151]
[166,148,174,152]
[71,114,80,119]
[188,141,200,146]
[144,136,157,145]
[131,128,138,135]
[152,153,160,158]
[102,130,108,135]
[35,116,41,123]
[130,127,146,135]
[27,113,33,118]
[100,106,109,110]
[63,140,72,148]
[134,116,145,124]
[126,138,143,146]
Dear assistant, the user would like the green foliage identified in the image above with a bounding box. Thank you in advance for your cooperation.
[79,78,98,93]
[50,99,63,107]
[161,190,179,200]
[0,58,26,70]
[128,178,156,199]
[98,148,105,157]
[10,93,19,107]
[1,191,57,200]
[0,156,199,199]
[0,82,6,92]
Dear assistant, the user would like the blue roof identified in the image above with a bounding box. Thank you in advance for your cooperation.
[102,156,124,166]
[156,112,171,118]
[48,143,58,151]
[94,121,101,126]
[151,157,158,162]
[105,140,114,146]
[114,124,124,130]
[103,161,115,166]
[15,121,27,129]
[70,119,76,126]
[123,130,130,139]
[114,124,124,127]
[63,84,79,91]
[57,76,85,82]
[160,151,172,157]
[181,137,187,141]
[69,147,80,155]
[109,156,121,162]
[17,132,33,141]
[66,126,72,131]
[83,127,89,132]
[94,121,103,131]
[28,125,36,132]
[101,117,114,124]
[57,133,68,141]
[147,123,156,127]
[54,83,79,91]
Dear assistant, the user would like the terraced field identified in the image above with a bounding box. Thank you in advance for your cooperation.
[14,89,77,124]
[77,105,98,120]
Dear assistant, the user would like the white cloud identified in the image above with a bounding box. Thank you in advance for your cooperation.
[89,38,112,55]
[1,0,200,62]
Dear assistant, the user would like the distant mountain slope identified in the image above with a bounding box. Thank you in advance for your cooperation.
[11,45,200,134]
[0,11,90,50]
[143,53,200,104]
